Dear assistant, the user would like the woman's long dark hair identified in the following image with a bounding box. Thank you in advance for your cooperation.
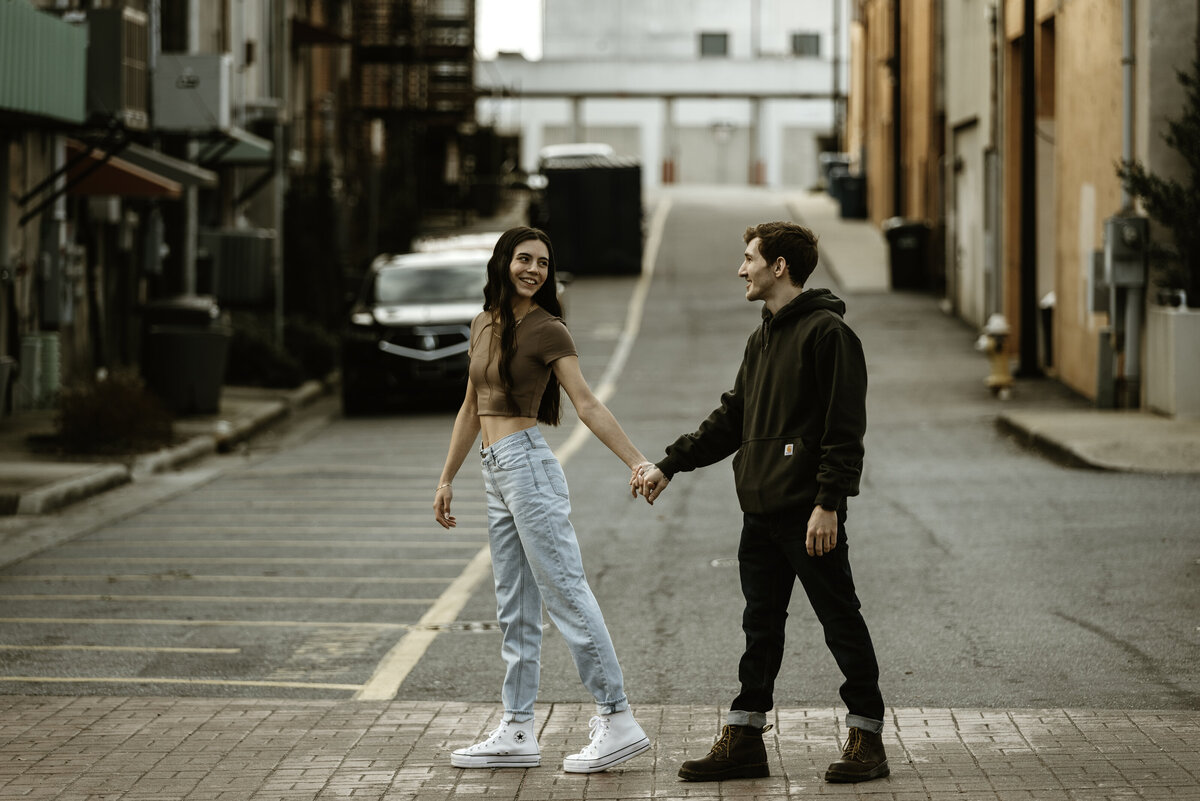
[483,226,564,425]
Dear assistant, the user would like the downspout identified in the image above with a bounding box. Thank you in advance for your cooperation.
[1121,0,1133,209]
[1120,0,1142,400]
[985,2,1002,317]
[1016,0,1040,376]
[891,0,902,216]
[183,0,199,295]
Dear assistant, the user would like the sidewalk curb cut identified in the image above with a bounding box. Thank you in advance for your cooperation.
[15,464,132,515]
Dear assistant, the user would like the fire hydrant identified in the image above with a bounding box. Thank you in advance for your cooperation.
[975,313,1013,400]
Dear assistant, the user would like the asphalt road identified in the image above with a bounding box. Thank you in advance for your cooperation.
[1,187,1197,713]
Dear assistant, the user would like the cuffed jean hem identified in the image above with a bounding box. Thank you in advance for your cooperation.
[502,711,535,723]
[727,709,769,729]
[846,714,884,734]
[596,698,629,716]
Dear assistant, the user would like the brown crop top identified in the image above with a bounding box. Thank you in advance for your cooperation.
[468,306,577,417]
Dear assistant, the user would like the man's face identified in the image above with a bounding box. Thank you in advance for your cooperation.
[738,237,777,303]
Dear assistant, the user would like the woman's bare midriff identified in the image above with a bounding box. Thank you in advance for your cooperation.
[479,415,539,449]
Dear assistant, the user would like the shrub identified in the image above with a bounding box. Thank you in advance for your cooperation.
[1117,40,1200,307]
[224,313,337,389]
[55,371,174,455]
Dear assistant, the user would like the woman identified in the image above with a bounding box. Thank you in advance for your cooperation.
[434,226,653,774]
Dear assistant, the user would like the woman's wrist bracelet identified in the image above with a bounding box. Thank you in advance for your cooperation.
[437,483,452,491]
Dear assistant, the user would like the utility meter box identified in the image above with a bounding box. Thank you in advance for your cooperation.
[1103,215,1148,288]
[153,53,233,132]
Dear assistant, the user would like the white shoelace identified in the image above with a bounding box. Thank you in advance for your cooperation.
[465,722,508,752]
[578,715,609,756]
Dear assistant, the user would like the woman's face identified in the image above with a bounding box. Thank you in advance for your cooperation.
[508,237,550,303]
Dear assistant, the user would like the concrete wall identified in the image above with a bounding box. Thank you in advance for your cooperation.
[542,0,836,61]
[476,58,837,190]
[944,0,997,327]
[477,0,847,191]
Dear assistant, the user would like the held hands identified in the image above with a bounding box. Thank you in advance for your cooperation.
[629,461,670,504]
[433,484,456,529]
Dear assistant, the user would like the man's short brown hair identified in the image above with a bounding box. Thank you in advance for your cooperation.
[744,222,819,287]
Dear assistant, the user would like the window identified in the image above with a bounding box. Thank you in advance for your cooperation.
[792,32,821,58]
[699,32,728,57]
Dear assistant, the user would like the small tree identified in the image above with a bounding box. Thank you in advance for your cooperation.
[1117,40,1200,308]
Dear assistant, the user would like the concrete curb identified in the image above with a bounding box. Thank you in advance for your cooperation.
[995,414,1107,471]
[11,378,334,514]
[996,408,1200,474]
[14,464,132,515]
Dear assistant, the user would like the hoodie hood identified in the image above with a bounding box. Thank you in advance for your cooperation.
[762,287,847,322]
[760,288,847,348]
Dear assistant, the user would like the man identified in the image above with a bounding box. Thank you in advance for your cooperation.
[635,221,888,784]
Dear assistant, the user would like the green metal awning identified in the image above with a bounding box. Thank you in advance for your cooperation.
[120,142,219,188]
[0,0,87,124]
[198,126,275,166]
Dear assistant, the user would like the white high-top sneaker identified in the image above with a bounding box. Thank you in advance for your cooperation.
[451,719,540,768]
[562,709,651,773]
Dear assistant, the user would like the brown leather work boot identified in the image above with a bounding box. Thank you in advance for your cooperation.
[677,723,773,782]
[824,726,889,783]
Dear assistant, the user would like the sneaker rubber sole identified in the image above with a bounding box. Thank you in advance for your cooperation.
[451,752,540,769]
[677,762,769,782]
[561,736,651,773]
[824,760,890,783]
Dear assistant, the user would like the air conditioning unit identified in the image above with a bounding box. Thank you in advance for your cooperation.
[153,53,233,132]
[199,228,276,307]
[86,7,149,130]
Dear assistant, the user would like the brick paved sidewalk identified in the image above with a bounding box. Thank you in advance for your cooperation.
[2,699,1198,800]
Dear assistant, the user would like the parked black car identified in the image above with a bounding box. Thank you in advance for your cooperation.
[340,249,488,414]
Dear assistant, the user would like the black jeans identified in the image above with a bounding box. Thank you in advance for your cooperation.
[730,509,885,723]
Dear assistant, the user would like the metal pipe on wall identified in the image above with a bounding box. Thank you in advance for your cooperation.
[1121,0,1142,396]
[892,0,902,216]
[1016,0,1040,376]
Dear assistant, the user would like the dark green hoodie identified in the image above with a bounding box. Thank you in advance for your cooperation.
[657,288,867,515]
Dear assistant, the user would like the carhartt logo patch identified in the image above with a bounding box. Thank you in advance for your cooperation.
[784,444,794,456]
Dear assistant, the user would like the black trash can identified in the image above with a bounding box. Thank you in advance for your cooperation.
[837,174,867,220]
[882,218,932,290]
[141,295,232,415]
[827,166,848,204]
[542,156,642,276]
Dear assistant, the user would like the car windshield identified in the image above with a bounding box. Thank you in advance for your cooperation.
[374,263,486,304]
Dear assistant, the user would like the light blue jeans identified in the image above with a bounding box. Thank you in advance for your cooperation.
[481,427,629,723]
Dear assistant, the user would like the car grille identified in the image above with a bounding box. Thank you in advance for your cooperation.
[378,324,471,362]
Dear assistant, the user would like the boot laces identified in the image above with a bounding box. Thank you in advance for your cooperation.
[709,726,735,759]
[842,727,867,761]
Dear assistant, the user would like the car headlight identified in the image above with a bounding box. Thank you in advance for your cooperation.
[351,312,374,326]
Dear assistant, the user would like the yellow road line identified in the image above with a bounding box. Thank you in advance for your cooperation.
[0,594,438,605]
[355,546,493,700]
[0,644,240,654]
[355,196,673,701]
[26,556,469,565]
[0,575,454,584]
[0,676,362,691]
[64,540,484,549]
[0,617,406,629]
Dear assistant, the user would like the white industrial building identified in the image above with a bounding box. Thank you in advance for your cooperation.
[475,0,849,190]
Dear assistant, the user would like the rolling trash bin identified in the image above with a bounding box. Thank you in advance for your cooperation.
[882,218,932,291]
[141,295,232,415]
[837,174,867,220]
